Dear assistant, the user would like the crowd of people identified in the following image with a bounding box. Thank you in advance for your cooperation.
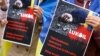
[0,0,100,56]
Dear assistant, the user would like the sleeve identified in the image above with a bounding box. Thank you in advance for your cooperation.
[89,0,100,14]
[39,0,57,42]
[94,0,100,14]
[89,0,98,11]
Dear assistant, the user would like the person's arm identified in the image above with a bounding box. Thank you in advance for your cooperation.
[0,0,8,26]
[86,15,100,49]
[87,0,100,50]
[39,0,57,42]
[93,30,100,49]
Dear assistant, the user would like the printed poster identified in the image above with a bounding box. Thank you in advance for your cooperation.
[40,0,99,56]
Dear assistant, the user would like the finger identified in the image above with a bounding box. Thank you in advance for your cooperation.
[33,9,43,19]
[86,20,100,28]
[1,19,8,25]
[33,10,41,16]
[86,16,100,22]
[86,17,100,25]
[33,9,42,16]
[86,17,96,22]
[33,12,41,19]
[88,21,100,31]
[33,6,43,14]
[87,22,98,27]
[86,18,98,24]
[28,6,43,16]
[33,9,43,17]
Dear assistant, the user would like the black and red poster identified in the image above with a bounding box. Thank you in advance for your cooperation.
[40,0,98,56]
[3,0,36,46]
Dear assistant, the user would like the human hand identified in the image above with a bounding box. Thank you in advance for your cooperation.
[86,16,100,31]
[0,19,8,27]
[33,6,43,19]
[32,6,43,30]
[32,5,43,23]
[27,6,43,30]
